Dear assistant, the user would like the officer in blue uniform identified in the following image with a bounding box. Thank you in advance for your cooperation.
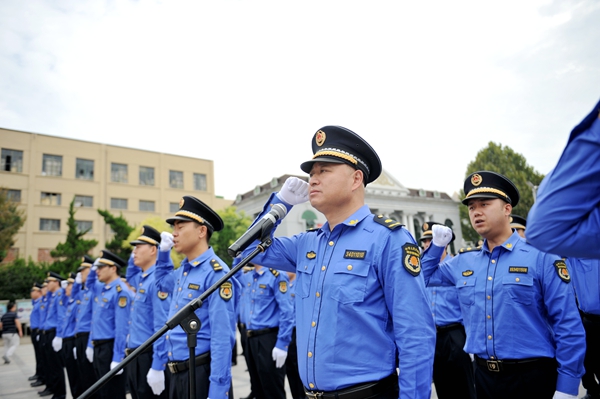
[422,171,586,399]
[32,282,50,390]
[125,226,172,399]
[155,196,238,399]
[240,126,436,399]
[58,273,80,397]
[235,262,257,399]
[73,255,99,398]
[240,263,293,399]
[527,96,600,259]
[567,257,600,399]
[41,272,67,399]
[86,250,133,399]
[283,272,305,399]
[29,283,45,386]
[509,215,526,239]
[420,222,475,399]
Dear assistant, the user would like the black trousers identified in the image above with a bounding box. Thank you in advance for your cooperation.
[43,329,66,396]
[239,323,257,396]
[93,339,126,399]
[247,330,286,399]
[127,349,169,399]
[432,325,475,399]
[168,362,234,399]
[32,329,46,383]
[285,328,306,399]
[582,315,600,395]
[474,357,557,399]
[62,336,80,397]
[75,332,98,399]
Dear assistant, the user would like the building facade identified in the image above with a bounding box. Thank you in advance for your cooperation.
[233,170,463,254]
[1,128,231,262]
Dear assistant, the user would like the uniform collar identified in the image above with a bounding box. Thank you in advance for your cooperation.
[482,230,521,253]
[321,205,372,231]
[253,267,265,276]
[185,247,216,268]
[141,264,156,278]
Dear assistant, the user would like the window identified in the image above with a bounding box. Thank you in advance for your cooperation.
[40,218,60,231]
[42,154,63,176]
[2,189,21,202]
[75,220,93,233]
[41,192,61,206]
[139,200,155,212]
[1,149,23,173]
[76,158,94,180]
[74,195,93,208]
[111,163,128,183]
[194,173,207,191]
[111,198,128,210]
[169,170,183,189]
[169,202,179,213]
[139,166,155,186]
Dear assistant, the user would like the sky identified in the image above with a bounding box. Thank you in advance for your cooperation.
[1,0,599,200]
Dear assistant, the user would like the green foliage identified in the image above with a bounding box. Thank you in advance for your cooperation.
[50,197,98,275]
[0,188,26,262]
[211,206,253,266]
[97,209,135,261]
[459,142,545,244]
[0,259,51,300]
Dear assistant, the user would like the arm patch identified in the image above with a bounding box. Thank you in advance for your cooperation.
[373,215,404,230]
[554,260,571,283]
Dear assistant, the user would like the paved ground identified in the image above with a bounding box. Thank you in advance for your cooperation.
[0,335,588,399]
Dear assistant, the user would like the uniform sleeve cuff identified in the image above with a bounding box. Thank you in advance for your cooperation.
[556,374,581,396]
[208,382,230,399]
[158,250,172,262]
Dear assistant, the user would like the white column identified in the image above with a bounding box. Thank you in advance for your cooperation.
[407,214,415,237]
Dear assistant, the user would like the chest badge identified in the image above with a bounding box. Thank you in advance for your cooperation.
[220,282,233,301]
[157,291,169,300]
[306,251,316,259]
[402,244,421,276]
[118,296,128,308]
[462,270,474,277]
[279,281,288,293]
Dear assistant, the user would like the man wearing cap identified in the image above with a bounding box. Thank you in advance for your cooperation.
[238,262,293,399]
[527,96,600,259]
[86,250,133,399]
[72,255,99,398]
[29,283,45,386]
[125,226,172,399]
[509,215,526,239]
[40,272,67,399]
[239,126,436,399]
[155,195,238,399]
[422,171,586,399]
[33,282,50,390]
[58,273,80,397]
[420,222,475,399]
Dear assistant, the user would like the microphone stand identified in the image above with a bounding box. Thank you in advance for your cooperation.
[77,237,274,399]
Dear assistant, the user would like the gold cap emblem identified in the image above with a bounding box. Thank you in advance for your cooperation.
[423,222,429,231]
[471,173,482,186]
[315,130,326,146]
[179,197,185,209]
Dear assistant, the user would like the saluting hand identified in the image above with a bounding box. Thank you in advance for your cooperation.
[160,232,174,252]
[432,224,453,248]
[277,177,309,206]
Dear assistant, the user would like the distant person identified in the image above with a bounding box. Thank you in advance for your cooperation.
[1,301,23,364]
[509,214,526,239]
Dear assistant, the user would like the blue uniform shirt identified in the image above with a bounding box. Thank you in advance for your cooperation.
[30,298,42,330]
[43,288,65,331]
[56,290,70,338]
[39,292,49,330]
[62,294,78,338]
[567,257,600,315]
[421,231,586,395]
[73,279,93,334]
[426,285,463,327]
[157,247,238,399]
[87,268,133,363]
[126,256,172,371]
[288,278,297,325]
[242,267,294,350]
[242,194,436,398]
[527,98,600,258]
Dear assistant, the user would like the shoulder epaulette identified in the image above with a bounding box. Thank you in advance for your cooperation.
[211,259,223,271]
[457,246,482,254]
[306,227,319,233]
[116,285,122,292]
[373,215,404,230]
[269,268,280,277]
[242,266,254,273]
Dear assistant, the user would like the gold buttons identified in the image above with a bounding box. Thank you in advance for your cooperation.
[178,287,182,291]
[316,292,320,298]
[487,315,491,319]
[491,260,496,264]
[166,335,169,339]
[308,352,313,358]
[311,321,316,327]
[329,241,334,246]
[487,295,491,300]
[516,278,520,282]
[347,265,353,271]
[488,276,492,280]
[168,352,172,356]
[309,383,314,389]
[188,294,192,298]
[139,283,142,286]
[321,266,326,271]
[463,281,467,285]
[488,335,492,340]
[183,272,188,276]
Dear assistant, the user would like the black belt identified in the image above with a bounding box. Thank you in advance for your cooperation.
[436,322,463,333]
[168,352,211,374]
[305,372,397,399]
[125,346,152,356]
[582,312,600,323]
[247,327,279,338]
[43,328,56,334]
[474,355,556,373]
[75,332,90,338]
[63,336,76,342]
[32,328,39,333]
[92,339,114,347]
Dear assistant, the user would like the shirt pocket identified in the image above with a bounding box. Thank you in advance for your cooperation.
[330,260,369,304]
[457,278,476,306]
[297,261,316,298]
[503,275,534,305]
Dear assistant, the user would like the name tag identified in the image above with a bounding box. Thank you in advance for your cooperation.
[509,267,528,273]
[188,284,200,290]
[259,284,267,289]
[344,250,366,259]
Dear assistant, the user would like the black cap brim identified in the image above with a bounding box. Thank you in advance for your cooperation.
[462,192,510,205]
[300,157,347,174]
[129,239,157,246]
[166,215,198,226]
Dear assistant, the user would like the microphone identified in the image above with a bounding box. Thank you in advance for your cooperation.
[228,203,288,257]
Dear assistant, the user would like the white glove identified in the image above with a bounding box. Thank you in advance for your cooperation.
[432,225,453,248]
[146,368,166,395]
[272,347,288,368]
[86,347,94,363]
[159,232,174,252]
[276,177,309,206]
[36,334,40,341]
[52,337,62,352]
[73,347,77,360]
[92,258,102,271]
[76,272,82,284]
[110,361,123,375]
[552,392,577,399]
[61,280,68,289]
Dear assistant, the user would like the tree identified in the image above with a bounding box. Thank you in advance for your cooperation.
[97,209,135,262]
[0,258,51,300]
[459,142,545,245]
[51,197,98,275]
[124,216,183,268]
[211,206,253,266]
[0,188,26,262]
